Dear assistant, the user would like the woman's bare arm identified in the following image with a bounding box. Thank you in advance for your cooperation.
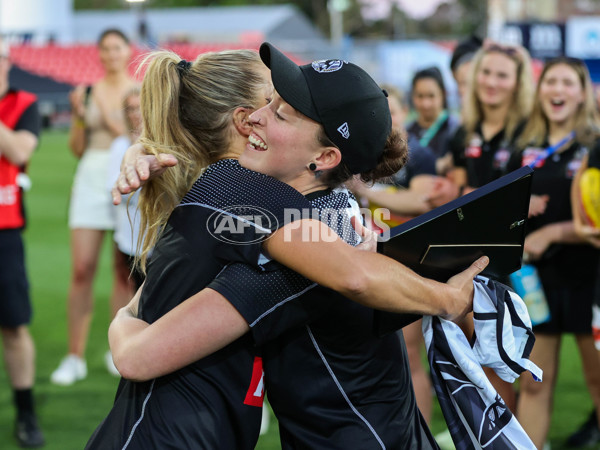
[110,287,249,381]
[108,153,487,381]
[263,220,487,320]
[109,229,486,381]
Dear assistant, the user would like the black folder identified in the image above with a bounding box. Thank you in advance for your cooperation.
[379,165,533,281]
[374,166,533,335]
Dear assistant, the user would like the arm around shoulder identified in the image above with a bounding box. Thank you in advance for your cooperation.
[109,287,250,381]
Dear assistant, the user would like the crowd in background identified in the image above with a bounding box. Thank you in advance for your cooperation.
[2,25,600,450]
[355,36,600,449]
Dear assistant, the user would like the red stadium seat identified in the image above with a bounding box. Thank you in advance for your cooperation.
[9,42,303,86]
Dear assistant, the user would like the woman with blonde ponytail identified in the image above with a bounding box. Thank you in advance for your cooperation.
[133,50,272,271]
[87,48,298,450]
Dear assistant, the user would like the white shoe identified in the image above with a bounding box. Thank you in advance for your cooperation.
[50,354,87,386]
[104,350,120,377]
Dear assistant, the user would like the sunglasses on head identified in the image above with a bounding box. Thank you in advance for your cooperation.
[485,44,520,58]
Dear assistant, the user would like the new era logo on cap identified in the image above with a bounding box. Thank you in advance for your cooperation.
[337,122,350,139]
[312,60,345,73]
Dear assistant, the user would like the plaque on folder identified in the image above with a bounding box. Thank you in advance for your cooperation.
[374,166,533,336]
[379,165,533,282]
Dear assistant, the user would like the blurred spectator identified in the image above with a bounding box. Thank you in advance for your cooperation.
[406,66,459,174]
[429,42,534,210]
[0,37,44,447]
[508,57,600,449]
[351,84,437,221]
[450,35,483,104]
[51,29,138,386]
[568,129,600,448]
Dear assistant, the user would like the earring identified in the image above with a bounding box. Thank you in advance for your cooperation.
[308,163,317,171]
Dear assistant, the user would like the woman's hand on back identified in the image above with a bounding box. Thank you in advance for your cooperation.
[112,143,178,204]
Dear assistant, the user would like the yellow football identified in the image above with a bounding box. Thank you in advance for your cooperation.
[580,167,600,228]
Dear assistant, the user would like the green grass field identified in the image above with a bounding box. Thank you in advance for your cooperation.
[0,129,596,449]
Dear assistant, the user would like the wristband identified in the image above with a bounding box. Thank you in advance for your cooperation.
[73,117,85,128]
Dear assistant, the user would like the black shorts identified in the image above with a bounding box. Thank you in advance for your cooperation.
[533,281,595,335]
[0,229,32,327]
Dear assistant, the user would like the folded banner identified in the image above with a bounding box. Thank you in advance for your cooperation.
[423,277,541,449]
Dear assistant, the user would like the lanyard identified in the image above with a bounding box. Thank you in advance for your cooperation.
[528,131,575,168]
[419,110,449,148]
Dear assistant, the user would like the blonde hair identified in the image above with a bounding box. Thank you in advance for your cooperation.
[462,43,534,145]
[517,57,600,150]
[136,49,267,271]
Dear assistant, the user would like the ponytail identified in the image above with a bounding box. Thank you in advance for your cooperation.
[135,49,266,272]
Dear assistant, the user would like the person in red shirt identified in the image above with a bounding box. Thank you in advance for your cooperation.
[0,38,44,447]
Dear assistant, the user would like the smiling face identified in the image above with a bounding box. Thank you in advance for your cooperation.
[98,32,131,74]
[239,90,329,189]
[538,63,584,127]
[475,51,518,109]
[412,78,444,126]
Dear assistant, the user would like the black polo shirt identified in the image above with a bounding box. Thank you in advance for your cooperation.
[86,159,311,450]
[507,139,600,287]
[451,123,524,188]
[209,188,438,450]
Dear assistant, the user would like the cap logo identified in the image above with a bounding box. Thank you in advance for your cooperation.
[312,59,344,73]
[337,122,350,139]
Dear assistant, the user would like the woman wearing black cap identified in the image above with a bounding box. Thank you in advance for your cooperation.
[91,43,489,449]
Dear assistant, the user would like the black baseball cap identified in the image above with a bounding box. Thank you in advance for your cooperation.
[259,42,391,174]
